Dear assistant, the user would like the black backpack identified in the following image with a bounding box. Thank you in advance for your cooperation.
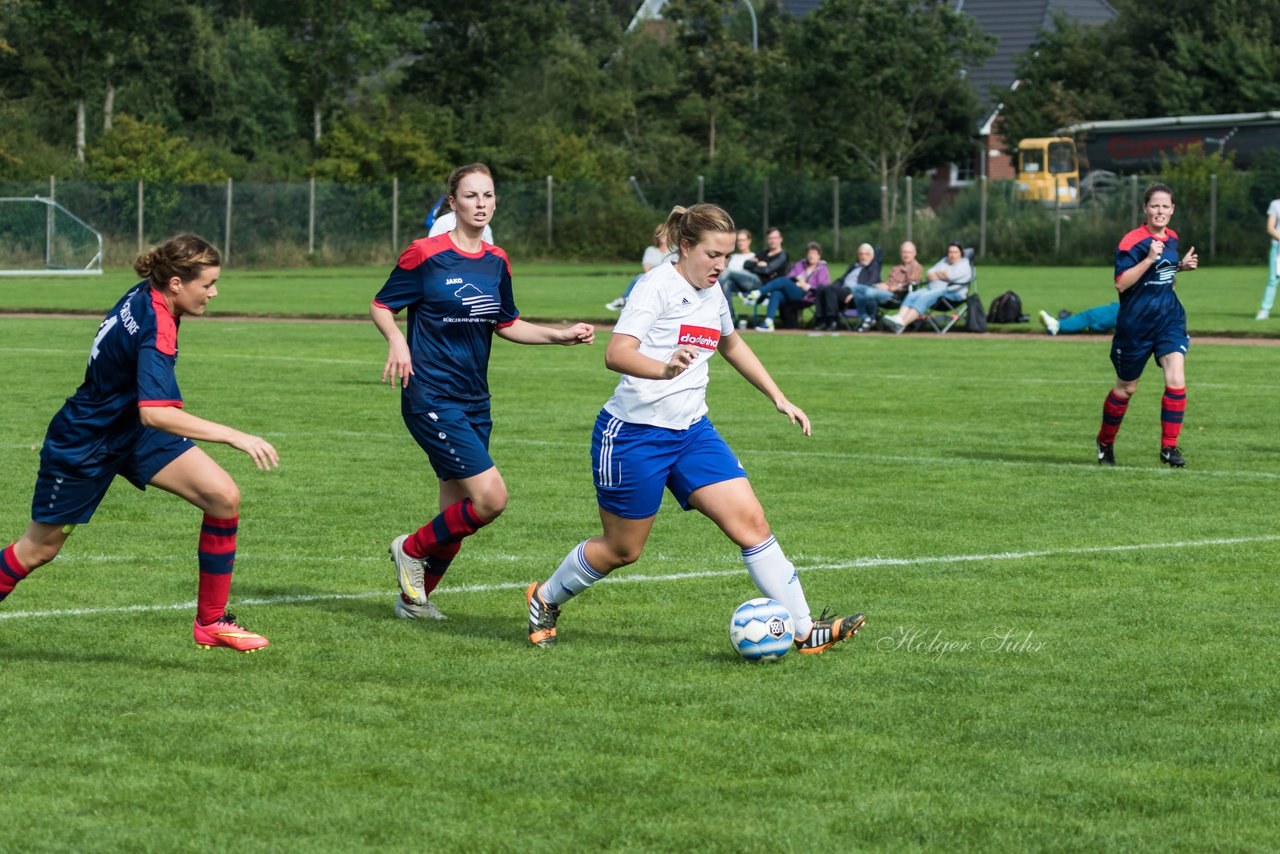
[965,294,987,332]
[987,290,1025,324]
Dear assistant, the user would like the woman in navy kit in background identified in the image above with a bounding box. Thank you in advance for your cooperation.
[525,203,865,654]
[372,163,594,621]
[1096,183,1198,467]
[0,235,279,652]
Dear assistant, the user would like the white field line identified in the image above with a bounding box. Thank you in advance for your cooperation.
[2,534,1277,622]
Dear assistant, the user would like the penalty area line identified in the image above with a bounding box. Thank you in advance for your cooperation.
[1,534,1277,622]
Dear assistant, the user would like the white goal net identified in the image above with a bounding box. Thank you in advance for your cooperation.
[0,196,104,276]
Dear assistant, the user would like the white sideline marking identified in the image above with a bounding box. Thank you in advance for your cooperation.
[2,534,1277,622]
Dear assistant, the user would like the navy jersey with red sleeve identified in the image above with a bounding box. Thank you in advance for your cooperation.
[40,283,183,476]
[1114,225,1186,341]
[373,233,520,411]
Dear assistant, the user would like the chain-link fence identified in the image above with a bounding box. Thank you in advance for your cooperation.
[0,171,1271,269]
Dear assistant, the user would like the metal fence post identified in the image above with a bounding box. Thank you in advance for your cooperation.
[546,176,554,248]
[308,177,316,255]
[137,178,144,254]
[697,175,704,204]
[831,176,840,259]
[1209,173,1217,258]
[1054,176,1061,257]
[1130,175,1139,231]
[979,176,987,258]
[47,175,55,267]
[906,175,913,244]
[224,177,233,265]
[392,176,399,255]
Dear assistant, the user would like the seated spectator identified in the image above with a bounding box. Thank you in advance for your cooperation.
[1039,303,1119,335]
[750,241,830,332]
[847,240,921,332]
[880,242,973,334]
[718,229,755,324]
[606,225,677,311]
[816,243,881,331]
[723,227,788,315]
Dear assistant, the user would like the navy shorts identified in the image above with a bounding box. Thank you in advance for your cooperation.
[32,428,195,525]
[403,405,494,481]
[1110,332,1190,382]
[592,410,747,519]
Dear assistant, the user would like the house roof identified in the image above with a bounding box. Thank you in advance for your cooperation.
[629,0,1117,106]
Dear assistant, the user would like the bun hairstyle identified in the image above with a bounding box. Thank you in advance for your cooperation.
[133,234,221,289]
[447,162,494,200]
[661,203,736,258]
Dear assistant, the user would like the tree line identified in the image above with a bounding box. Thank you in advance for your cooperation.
[2,0,1276,199]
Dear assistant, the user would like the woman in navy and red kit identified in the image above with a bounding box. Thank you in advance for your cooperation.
[0,235,279,651]
[1097,183,1198,467]
[372,163,594,621]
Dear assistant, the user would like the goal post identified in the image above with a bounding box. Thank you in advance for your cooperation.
[0,196,104,276]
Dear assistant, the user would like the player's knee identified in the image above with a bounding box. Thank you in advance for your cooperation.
[206,481,241,518]
[19,539,63,569]
[472,489,507,522]
[604,542,643,568]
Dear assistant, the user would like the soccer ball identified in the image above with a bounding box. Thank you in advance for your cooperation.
[729,598,794,661]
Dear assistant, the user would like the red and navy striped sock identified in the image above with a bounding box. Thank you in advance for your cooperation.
[0,543,32,602]
[1161,387,1187,447]
[1098,391,1130,445]
[404,499,489,561]
[196,514,237,625]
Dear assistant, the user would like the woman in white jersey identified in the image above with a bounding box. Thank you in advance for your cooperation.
[526,204,865,653]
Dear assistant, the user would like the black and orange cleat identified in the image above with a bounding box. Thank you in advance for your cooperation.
[525,581,560,648]
[794,609,865,655]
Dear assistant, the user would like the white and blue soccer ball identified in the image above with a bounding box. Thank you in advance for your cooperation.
[729,597,794,661]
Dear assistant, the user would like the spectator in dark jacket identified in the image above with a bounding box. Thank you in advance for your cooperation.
[722,227,788,313]
[816,243,880,330]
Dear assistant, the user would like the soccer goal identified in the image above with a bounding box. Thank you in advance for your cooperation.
[0,196,104,276]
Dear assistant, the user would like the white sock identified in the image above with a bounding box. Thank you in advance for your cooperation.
[742,535,813,638]
[541,541,606,606]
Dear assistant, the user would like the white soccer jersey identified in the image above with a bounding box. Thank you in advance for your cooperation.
[604,260,735,430]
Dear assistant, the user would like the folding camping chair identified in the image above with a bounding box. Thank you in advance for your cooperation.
[917,248,977,334]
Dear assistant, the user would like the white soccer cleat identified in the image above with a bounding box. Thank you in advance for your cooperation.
[1039,310,1060,335]
[395,595,447,621]
[1256,310,1270,321]
[390,534,427,606]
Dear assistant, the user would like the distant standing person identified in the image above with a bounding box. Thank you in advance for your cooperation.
[1257,195,1280,320]
[1096,183,1198,467]
[373,163,594,621]
[606,225,677,311]
[0,235,279,651]
[525,203,865,653]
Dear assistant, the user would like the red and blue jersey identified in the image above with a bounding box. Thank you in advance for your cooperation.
[373,233,519,411]
[1114,224,1186,342]
[41,283,183,476]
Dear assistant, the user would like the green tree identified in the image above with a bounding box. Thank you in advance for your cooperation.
[785,0,993,229]
[85,114,227,183]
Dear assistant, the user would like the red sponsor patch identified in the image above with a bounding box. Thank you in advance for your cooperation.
[677,324,721,351]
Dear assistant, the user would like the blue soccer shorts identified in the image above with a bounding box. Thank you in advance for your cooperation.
[32,428,195,525]
[1110,332,1190,382]
[403,404,495,481]
[592,409,747,519]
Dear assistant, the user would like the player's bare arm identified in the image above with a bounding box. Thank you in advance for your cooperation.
[370,303,413,389]
[138,406,279,470]
[495,318,594,346]
[605,333,696,380]
[717,332,811,436]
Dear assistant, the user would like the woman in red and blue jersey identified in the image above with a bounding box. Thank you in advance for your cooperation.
[0,235,279,651]
[372,163,594,621]
[1097,183,1199,467]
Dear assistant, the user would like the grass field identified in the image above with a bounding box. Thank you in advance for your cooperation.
[1,268,1278,850]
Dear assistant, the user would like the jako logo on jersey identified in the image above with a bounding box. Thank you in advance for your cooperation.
[678,325,720,351]
[454,283,500,317]
[445,277,463,285]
